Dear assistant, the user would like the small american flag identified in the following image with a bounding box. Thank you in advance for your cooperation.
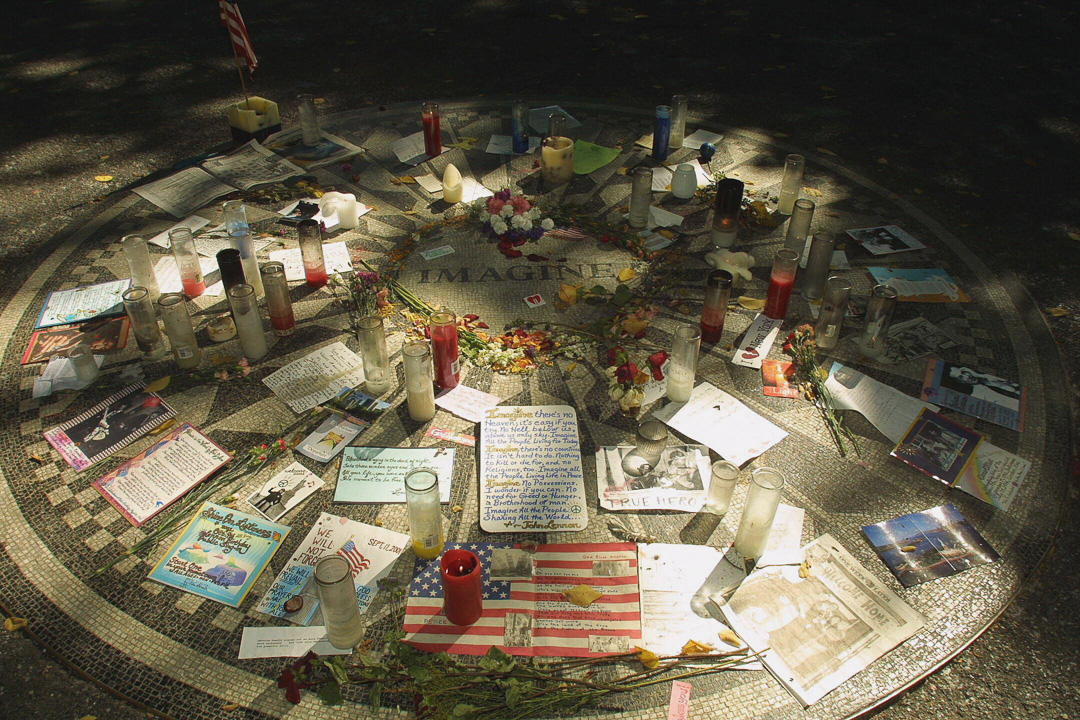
[404,542,640,658]
[336,540,371,578]
[545,227,587,241]
[218,0,257,73]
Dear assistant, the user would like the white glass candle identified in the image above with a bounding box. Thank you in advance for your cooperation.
[405,469,444,559]
[670,164,697,199]
[121,234,160,303]
[704,460,739,515]
[666,325,701,403]
[669,94,688,149]
[628,167,652,229]
[733,467,786,561]
[357,316,393,396]
[442,163,463,204]
[314,555,364,650]
[541,136,574,187]
[229,228,264,297]
[777,154,805,214]
[784,198,815,259]
[858,285,899,358]
[122,286,166,360]
[158,293,201,370]
[297,93,321,147]
[227,283,267,360]
[403,341,436,422]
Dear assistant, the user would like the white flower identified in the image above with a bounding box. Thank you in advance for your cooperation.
[520,219,533,231]
[510,214,525,229]
[608,384,625,401]
[541,218,554,231]
[620,388,645,410]
[501,204,515,218]
[492,220,507,235]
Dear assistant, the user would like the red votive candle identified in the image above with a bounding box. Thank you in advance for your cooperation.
[764,248,799,320]
[440,549,482,626]
[428,309,460,390]
[422,102,442,157]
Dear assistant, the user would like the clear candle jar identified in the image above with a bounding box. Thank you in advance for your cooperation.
[858,284,899,358]
[122,286,166,360]
[628,167,653,229]
[403,341,436,422]
[652,105,671,162]
[357,316,392,396]
[704,460,739,515]
[221,200,248,235]
[764,248,800,320]
[814,276,852,350]
[669,94,688,149]
[158,293,201,370]
[313,555,364,650]
[261,261,295,337]
[297,219,327,287]
[169,227,205,297]
[777,154,805,214]
[801,233,836,301]
[216,248,246,296]
[620,420,668,477]
[541,135,574,187]
[429,310,460,390]
[784,198,815,259]
[229,228,264,297]
[422,101,441,156]
[405,468,444,560]
[547,112,567,139]
[666,325,701,403]
[297,93,320,147]
[710,178,744,248]
[68,343,99,384]
[670,164,697,199]
[227,283,267,361]
[733,467,786,561]
[121,234,160,303]
[701,269,733,344]
[511,99,529,153]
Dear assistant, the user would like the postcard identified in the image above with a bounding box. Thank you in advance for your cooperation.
[595,445,712,512]
[295,413,366,463]
[862,504,999,587]
[921,359,1025,431]
[419,244,455,261]
[35,278,131,329]
[262,128,364,170]
[43,385,177,471]
[255,512,409,623]
[761,360,799,399]
[147,503,289,608]
[93,423,231,526]
[846,225,926,255]
[881,317,956,365]
[336,447,455,504]
[867,267,970,303]
[262,343,367,414]
[22,317,130,365]
[246,461,325,522]
[890,409,982,486]
[323,386,391,424]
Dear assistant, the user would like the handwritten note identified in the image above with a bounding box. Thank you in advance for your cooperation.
[239,626,350,659]
[262,342,367,414]
[485,135,542,154]
[336,447,455,503]
[152,255,223,296]
[392,131,436,165]
[268,241,353,282]
[667,681,692,720]
[480,405,588,533]
[825,363,937,444]
[147,215,210,249]
[953,441,1030,512]
[435,384,502,423]
[35,278,131,329]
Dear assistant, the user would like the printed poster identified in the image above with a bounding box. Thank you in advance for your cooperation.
[890,409,982,486]
[21,317,130,365]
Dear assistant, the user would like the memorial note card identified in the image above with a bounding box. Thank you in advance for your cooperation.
[35,278,131,329]
[336,447,455,504]
[262,342,367,414]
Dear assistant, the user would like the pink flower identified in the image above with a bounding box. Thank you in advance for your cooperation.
[486,198,504,215]
[214,370,228,381]
[509,196,531,215]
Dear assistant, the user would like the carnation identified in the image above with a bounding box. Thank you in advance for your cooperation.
[501,204,515,218]
[541,218,554,231]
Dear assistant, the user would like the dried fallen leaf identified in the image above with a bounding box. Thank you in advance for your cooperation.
[148,419,176,436]
[617,267,636,282]
[657,229,675,239]
[718,629,741,647]
[451,505,463,513]
[737,296,765,311]
[773,132,789,138]
[1046,306,1069,317]
[94,175,113,182]
[373,518,383,527]
[4,617,28,631]
[825,211,840,217]
[562,584,602,607]
[616,166,629,175]
[901,545,917,552]
[99,155,110,161]
[1067,231,1079,242]
[210,353,235,366]
[397,175,417,184]
[798,561,811,579]
[549,13,566,20]
[803,187,823,197]
[144,376,171,393]
[820,85,836,91]
[816,147,837,156]
[913,187,923,194]
[221,703,240,712]
[877,157,888,164]
[313,97,326,105]
[635,647,660,669]
[681,639,714,655]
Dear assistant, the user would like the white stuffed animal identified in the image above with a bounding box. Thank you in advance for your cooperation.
[704,249,755,286]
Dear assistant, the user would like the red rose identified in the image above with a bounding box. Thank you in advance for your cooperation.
[615,362,638,384]
[647,351,669,380]
[606,346,625,366]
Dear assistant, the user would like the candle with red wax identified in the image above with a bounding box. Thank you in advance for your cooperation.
[440,549,482,626]
[422,102,441,157]
[181,277,206,297]
[429,310,460,390]
[764,248,800,320]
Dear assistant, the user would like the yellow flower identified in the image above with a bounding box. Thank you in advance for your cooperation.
[558,283,583,305]
[617,267,636,282]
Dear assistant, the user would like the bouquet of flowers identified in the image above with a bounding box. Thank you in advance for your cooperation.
[783,324,859,457]
[604,346,670,415]
[479,190,555,258]
[329,270,389,333]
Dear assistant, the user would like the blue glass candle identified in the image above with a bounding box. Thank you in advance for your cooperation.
[652,105,671,162]
[511,100,529,154]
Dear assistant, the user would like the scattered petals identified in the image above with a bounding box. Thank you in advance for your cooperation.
[718,629,741,647]
[635,647,660,669]
[4,617,28,631]
[617,267,636,282]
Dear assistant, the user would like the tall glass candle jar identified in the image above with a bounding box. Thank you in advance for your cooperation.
[858,284,899,358]
[669,94,688,149]
[733,467,787,561]
[227,283,267,361]
[357,316,392,396]
[158,293,201,369]
[297,219,327,287]
[670,164,697,199]
[313,555,364,650]
[621,420,668,477]
[169,227,205,297]
[297,93,320,147]
[421,101,441,156]
[68,343,100,384]
[229,228,264,297]
[801,233,836,301]
[704,460,739,515]
[628,167,653,229]
[216,248,246,295]
[222,200,248,235]
[441,549,482,626]
[701,269,733,344]
[764,248,800,320]
[814,276,852,350]
[261,261,295,337]
[405,468,443,560]
[121,235,160,303]
[784,198,815,259]
[710,178,744,248]
[547,112,567,140]
[122,286,166,360]
[777,154,805,214]
[402,341,436,422]
[652,105,671,162]
[511,99,529,154]
[428,310,460,390]
[541,135,574,187]
[666,325,701,403]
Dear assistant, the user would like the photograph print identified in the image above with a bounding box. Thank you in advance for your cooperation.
[489,548,534,580]
[846,225,926,255]
[922,359,1026,431]
[890,409,982,486]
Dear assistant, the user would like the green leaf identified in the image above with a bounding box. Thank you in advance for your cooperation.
[407,666,433,683]
[453,704,479,717]
[589,285,607,295]
[505,683,523,709]
[324,657,349,685]
[484,646,516,672]
[612,284,633,307]
[317,680,343,706]
[369,682,383,708]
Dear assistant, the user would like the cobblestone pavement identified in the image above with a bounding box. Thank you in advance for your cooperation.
[0,1,1077,718]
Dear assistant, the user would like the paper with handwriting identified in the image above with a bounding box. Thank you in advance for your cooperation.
[262,342,366,414]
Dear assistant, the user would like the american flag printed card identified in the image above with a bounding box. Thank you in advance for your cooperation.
[404,542,641,658]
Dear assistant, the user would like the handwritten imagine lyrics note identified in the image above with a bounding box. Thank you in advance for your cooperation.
[480,405,587,533]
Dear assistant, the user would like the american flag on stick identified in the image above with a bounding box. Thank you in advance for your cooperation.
[336,540,371,578]
[404,542,640,658]
[218,0,257,74]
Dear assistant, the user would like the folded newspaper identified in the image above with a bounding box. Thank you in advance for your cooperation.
[718,534,925,706]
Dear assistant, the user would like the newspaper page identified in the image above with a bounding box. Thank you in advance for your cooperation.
[719,534,925,706]
[200,140,304,190]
